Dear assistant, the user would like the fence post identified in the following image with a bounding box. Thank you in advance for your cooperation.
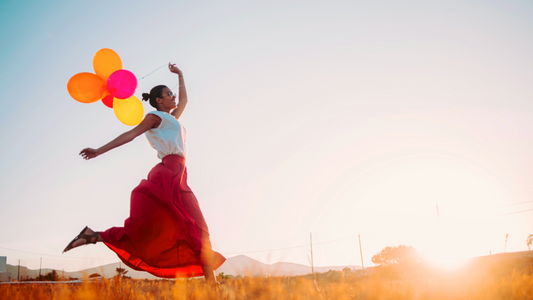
[359,235,365,277]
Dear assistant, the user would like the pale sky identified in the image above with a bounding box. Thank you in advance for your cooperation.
[1,0,532,273]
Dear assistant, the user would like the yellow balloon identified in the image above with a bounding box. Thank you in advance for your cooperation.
[113,95,144,126]
[93,48,123,81]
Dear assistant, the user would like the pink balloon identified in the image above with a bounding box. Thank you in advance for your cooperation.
[107,69,137,99]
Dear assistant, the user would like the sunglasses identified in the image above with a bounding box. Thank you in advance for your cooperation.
[160,91,176,98]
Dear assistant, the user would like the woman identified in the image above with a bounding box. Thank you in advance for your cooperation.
[63,63,225,285]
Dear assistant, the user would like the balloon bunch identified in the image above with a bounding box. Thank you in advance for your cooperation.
[67,48,144,126]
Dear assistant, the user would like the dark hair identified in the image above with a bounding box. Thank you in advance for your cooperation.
[141,85,167,109]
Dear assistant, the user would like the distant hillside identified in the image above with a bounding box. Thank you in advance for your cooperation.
[216,255,361,277]
[6,255,361,279]
[6,262,160,280]
[6,265,62,280]
[6,251,532,281]
[475,250,533,261]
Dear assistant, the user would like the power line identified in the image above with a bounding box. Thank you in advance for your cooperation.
[475,189,533,211]
[3,234,363,259]
[492,208,533,217]
[490,194,533,204]
[220,244,309,255]
[3,238,348,261]
[490,187,533,198]
[221,235,361,255]
[4,206,531,261]
[491,200,533,208]
[0,246,116,260]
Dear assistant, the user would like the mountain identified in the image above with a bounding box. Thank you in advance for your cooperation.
[6,255,361,279]
[7,262,160,280]
[5,265,63,280]
[216,255,360,277]
[6,251,533,281]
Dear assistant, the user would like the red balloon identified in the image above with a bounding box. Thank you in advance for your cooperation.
[102,94,114,108]
[107,69,137,99]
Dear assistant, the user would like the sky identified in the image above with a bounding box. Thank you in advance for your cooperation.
[1,0,533,273]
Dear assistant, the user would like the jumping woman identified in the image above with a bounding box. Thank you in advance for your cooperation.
[63,63,225,286]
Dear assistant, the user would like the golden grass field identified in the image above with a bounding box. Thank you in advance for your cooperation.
[1,267,532,299]
[1,253,532,299]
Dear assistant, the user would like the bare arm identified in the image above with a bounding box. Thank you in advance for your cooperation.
[79,114,161,160]
[169,63,188,120]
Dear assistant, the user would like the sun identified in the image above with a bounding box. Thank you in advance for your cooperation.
[427,253,469,271]
[417,219,494,271]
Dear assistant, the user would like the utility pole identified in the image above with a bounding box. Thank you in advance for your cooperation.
[39,257,42,280]
[504,234,509,253]
[17,260,20,281]
[358,234,365,277]
[310,233,314,276]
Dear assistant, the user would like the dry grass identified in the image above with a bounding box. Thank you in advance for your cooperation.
[1,270,533,300]
[2,255,533,299]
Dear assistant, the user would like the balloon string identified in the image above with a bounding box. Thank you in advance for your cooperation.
[138,63,167,80]
[136,63,179,90]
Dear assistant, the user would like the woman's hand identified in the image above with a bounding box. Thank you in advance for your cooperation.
[169,62,187,120]
[169,63,182,76]
[78,114,161,161]
[79,148,101,160]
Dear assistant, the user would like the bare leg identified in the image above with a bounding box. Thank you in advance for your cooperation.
[96,232,105,242]
[202,265,218,286]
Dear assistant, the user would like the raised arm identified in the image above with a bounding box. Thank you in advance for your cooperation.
[169,63,188,120]
[79,114,161,160]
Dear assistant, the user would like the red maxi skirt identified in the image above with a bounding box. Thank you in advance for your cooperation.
[100,154,225,278]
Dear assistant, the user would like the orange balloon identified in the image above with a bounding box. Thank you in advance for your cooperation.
[93,48,123,81]
[67,72,107,103]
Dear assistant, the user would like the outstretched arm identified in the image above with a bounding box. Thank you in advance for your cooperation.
[169,63,188,120]
[79,114,161,160]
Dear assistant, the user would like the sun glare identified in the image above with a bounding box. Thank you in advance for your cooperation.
[428,256,468,271]
[417,217,510,271]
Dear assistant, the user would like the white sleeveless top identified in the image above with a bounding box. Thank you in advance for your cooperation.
[145,111,187,159]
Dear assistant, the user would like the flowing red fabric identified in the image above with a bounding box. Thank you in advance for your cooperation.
[100,155,225,278]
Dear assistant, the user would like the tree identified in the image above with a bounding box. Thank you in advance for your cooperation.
[39,270,58,281]
[371,245,426,279]
[527,234,533,251]
[371,245,423,266]
[115,267,129,278]
[217,272,230,281]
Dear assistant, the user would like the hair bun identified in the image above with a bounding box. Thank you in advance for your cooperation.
[141,93,150,101]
